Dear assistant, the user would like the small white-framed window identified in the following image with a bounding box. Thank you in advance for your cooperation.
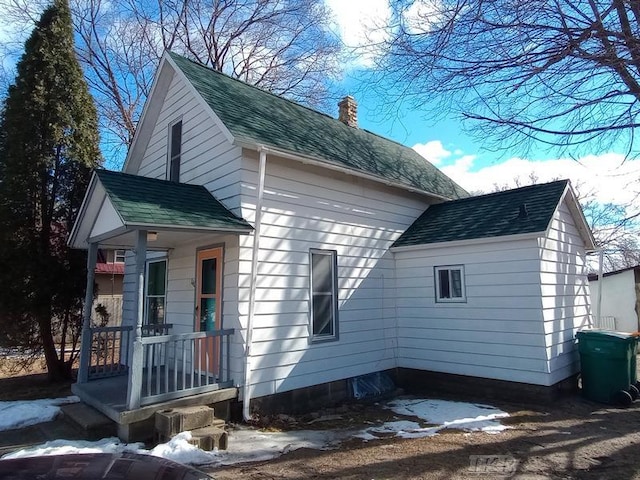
[168,119,182,182]
[309,249,339,342]
[145,259,167,325]
[114,249,126,263]
[435,265,466,302]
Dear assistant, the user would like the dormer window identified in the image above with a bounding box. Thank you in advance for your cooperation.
[168,120,182,182]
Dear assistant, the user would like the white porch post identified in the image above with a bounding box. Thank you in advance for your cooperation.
[126,229,147,410]
[78,242,98,384]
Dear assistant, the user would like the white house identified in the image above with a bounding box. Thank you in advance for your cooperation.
[69,51,596,441]
[589,266,640,332]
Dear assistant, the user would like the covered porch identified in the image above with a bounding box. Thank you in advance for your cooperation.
[69,171,252,436]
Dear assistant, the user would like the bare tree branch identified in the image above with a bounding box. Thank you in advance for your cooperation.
[0,0,342,168]
[375,0,640,156]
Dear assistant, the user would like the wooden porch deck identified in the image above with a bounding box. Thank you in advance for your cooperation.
[72,371,238,426]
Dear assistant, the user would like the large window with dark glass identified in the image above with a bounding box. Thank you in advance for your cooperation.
[145,259,167,325]
[168,120,182,182]
[309,249,338,341]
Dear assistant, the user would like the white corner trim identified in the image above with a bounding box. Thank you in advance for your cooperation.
[123,56,173,174]
[547,183,596,251]
[68,171,99,248]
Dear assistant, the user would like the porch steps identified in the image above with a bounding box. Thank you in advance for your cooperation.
[154,406,227,450]
[60,402,117,440]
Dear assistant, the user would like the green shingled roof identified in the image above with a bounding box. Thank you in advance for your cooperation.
[393,180,569,248]
[167,52,468,200]
[96,170,252,231]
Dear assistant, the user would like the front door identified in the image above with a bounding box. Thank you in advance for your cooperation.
[196,247,223,376]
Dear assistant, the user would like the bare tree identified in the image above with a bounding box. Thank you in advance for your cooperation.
[1,0,342,166]
[377,0,640,156]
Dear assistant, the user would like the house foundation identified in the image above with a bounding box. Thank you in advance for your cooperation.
[396,368,579,405]
[245,368,579,418]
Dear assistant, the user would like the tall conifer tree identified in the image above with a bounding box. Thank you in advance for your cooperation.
[0,0,101,380]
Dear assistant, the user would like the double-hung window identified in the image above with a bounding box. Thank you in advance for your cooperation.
[309,249,338,341]
[435,265,466,302]
[114,249,126,263]
[145,259,167,325]
[168,120,182,182]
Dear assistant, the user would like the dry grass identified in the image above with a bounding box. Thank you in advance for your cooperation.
[0,356,73,401]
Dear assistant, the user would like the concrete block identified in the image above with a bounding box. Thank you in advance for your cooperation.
[187,426,228,451]
[154,406,216,439]
[118,416,156,443]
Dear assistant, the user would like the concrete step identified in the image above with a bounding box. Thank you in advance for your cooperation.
[187,425,228,451]
[155,405,222,439]
[60,402,117,440]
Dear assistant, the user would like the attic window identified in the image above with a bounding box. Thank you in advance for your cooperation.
[168,120,182,182]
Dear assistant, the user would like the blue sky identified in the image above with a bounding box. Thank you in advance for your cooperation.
[325,0,640,208]
[0,0,638,209]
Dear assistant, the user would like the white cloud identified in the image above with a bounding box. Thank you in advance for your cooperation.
[325,0,391,68]
[412,140,452,165]
[438,152,640,207]
[402,0,443,34]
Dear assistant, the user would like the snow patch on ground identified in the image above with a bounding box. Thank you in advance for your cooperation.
[149,432,220,465]
[0,396,510,466]
[388,398,510,433]
[217,427,340,465]
[1,428,338,466]
[0,396,79,431]
[2,437,144,459]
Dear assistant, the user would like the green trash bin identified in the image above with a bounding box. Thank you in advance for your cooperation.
[576,329,639,405]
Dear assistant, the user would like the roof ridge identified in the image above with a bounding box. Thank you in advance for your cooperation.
[167,52,449,169]
[165,51,468,200]
[436,179,569,206]
[167,51,340,124]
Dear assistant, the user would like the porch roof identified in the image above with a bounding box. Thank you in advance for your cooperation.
[69,170,253,249]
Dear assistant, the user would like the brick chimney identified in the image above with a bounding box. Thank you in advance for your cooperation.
[338,95,358,128]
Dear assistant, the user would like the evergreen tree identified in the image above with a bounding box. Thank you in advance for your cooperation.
[0,0,101,380]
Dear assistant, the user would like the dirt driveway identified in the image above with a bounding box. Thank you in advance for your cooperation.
[208,393,640,480]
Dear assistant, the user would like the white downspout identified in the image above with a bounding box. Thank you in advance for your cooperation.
[596,248,604,328]
[243,148,267,422]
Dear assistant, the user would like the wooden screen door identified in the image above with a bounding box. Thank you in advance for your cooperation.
[196,247,223,377]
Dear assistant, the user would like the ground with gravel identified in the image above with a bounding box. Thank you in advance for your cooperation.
[1,364,639,479]
[208,392,640,480]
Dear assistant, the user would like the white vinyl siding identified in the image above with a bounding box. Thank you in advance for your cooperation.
[539,200,591,384]
[122,235,244,380]
[395,238,551,385]
[239,152,432,399]
[134,70,244,215]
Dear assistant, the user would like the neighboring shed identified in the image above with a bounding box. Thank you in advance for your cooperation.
[392,180,596,389]
[588,266,640,332]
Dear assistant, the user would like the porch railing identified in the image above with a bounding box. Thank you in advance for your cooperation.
[138,328,235,406]
[88,325,133,379]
